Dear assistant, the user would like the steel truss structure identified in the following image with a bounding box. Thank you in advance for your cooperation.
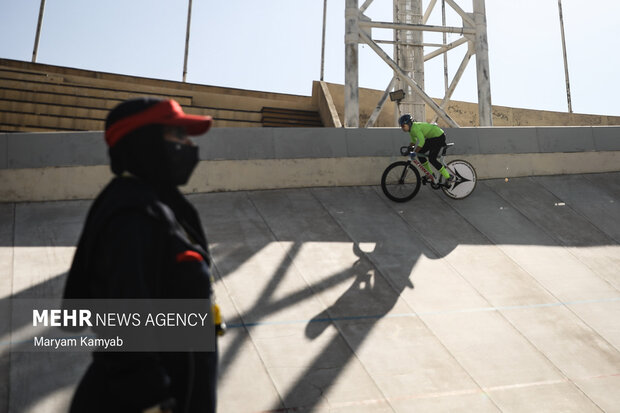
[345,0,492,128]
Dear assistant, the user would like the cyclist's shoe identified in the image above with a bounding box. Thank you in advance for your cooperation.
[445,175,456,187]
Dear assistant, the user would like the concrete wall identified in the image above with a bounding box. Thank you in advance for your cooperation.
[1,126,619,202]
[318,81,620,128]
[313,82,342,128]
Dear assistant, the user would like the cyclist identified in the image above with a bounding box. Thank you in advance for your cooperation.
[398,114,453,184]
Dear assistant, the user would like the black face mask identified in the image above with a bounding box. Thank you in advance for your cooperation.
[163,140,199,186]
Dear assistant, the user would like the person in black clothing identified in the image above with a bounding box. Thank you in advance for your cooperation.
[64,98,217,413]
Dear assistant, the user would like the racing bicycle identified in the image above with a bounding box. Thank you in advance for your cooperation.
[380,143,477,202]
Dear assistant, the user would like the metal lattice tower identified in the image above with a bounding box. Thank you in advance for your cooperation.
[345,0,493,128]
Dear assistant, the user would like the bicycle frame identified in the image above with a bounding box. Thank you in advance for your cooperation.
[408,144,455,186]
[408,157,436,184]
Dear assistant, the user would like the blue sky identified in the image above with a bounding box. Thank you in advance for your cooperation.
[1,0,619,116]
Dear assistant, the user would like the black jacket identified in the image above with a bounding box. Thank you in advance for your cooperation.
[65,176,217,413]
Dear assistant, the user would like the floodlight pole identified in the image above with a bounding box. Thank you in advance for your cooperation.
[32,0,46,62]
[558,0,573,113]
[183,0,193,82]
[321,0,328,81]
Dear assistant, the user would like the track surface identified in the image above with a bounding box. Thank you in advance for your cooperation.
[2,173,620,412]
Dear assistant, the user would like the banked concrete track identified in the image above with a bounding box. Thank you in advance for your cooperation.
[1,173,620,412]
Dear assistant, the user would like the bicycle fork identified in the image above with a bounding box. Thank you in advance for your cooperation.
[398,161,411,184]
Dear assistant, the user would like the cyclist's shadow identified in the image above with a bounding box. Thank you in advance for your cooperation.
[306,242,413,339]
[279,242,414,409]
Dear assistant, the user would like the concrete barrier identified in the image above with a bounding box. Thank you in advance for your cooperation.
[1,126,619,202]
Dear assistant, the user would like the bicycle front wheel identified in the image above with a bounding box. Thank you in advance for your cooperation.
[381,161,421,202]
[442,159,477,200]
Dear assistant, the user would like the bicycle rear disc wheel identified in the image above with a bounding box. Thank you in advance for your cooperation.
[381,161,421,202]
[442,159,477,199]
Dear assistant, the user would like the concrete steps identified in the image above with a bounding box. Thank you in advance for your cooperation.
[261,107,323,127]
[0,58,319,132]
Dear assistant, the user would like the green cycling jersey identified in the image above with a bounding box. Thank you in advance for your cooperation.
[408,122,444,148]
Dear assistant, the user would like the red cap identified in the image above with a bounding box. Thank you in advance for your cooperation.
[105,99,213,147]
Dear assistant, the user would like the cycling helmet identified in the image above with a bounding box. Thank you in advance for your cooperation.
[398,114,414,126]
